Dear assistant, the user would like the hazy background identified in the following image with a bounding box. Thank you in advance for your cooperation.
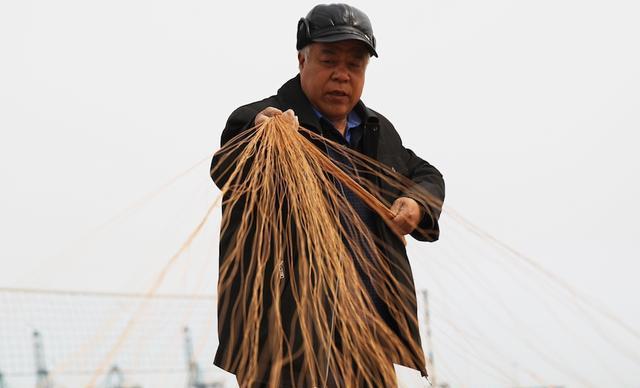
[1,1,639,387]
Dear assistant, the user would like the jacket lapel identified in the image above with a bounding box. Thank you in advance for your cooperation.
[276,75,323,133]
[358,103,380,159]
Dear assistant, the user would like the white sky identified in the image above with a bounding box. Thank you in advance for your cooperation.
[1,1,639,387]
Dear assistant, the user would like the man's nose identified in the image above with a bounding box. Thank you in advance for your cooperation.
[330,64,350,82]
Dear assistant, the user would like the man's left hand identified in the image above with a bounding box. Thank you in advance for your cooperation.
[389,197,424,235]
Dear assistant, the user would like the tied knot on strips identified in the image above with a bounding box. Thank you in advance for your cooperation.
[211,113,441,388]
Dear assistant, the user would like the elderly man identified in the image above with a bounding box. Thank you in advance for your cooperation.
[211,4,445,387]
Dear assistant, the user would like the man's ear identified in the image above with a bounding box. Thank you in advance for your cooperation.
[297,52,305,71]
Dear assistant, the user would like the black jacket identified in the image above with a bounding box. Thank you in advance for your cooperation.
[210,75,445,380]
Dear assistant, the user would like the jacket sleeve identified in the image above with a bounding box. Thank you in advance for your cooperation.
[402,147,445,242]
[373,111,445,242]
[210,103,269,189]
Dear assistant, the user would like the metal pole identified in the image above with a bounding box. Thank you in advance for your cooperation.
[105,365,124,388]
[184,327,201,388]
[421,290,438,387]
[33,331,50,388]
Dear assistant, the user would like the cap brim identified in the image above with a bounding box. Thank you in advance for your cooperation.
[311,31,378,57]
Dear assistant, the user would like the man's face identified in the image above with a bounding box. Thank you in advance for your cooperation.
[298,40,370,123]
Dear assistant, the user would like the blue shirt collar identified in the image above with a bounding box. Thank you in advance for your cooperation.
[311,107,362,143]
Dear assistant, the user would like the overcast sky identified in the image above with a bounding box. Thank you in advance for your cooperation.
[1,1,639,387]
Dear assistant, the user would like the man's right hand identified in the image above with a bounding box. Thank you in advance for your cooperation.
[255,107,298,126]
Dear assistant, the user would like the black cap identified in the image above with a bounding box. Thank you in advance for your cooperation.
[296,3,378,57]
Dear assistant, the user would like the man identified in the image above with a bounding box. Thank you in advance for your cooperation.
[211,4,445,387]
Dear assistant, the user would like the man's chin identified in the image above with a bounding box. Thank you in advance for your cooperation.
[319,106,349,122]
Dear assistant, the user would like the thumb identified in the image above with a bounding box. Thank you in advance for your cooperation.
[283,109,299,126]
[389,198,404,217]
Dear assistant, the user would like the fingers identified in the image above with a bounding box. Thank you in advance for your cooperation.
[255,107,283,126]
[283,109,299,127]
[255,107,298,127]
[283,109,294,118]
[391,214,412,235]
[389,197,422,235]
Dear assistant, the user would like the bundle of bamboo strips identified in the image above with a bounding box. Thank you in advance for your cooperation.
[211,114,441,388]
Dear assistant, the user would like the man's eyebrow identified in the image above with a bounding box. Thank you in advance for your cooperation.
[351,51,369,59]
[319,48,337,55]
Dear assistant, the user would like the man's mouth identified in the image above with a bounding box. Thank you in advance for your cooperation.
[327,90,349,98]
